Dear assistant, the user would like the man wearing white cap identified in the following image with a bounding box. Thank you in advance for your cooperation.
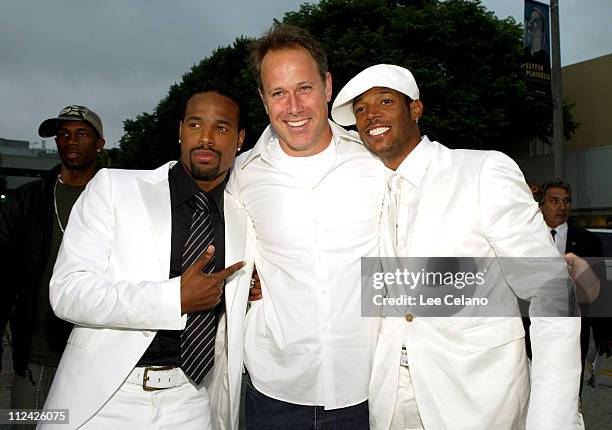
[331,65,582,430]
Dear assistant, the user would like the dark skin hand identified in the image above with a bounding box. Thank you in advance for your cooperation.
[249,266,262,301]
[180,245,245,313]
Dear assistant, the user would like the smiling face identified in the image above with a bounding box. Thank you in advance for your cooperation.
[55,121,104,170]
[353,87,422,170]
[179,91,245,191]
[259,47,333,157]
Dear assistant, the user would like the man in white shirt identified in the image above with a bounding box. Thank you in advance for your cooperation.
[331,64,583,430]
[226,25,385,429]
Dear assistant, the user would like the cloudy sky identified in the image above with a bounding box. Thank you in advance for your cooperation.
[1,0,610,149]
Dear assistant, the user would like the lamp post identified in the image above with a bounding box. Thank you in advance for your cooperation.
[550,0,564,178]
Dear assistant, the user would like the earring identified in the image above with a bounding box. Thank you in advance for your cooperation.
[178,138,181,144]
[415,118,419,124]
[96,149,101,153]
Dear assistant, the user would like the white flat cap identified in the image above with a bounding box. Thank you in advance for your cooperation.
[331,64,420,126]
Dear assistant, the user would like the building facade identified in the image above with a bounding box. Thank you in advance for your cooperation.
[0,138,60,193]
[516,53,612,227]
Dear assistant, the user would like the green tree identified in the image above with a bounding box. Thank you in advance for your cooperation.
[96,147,121,168]
[118,0,574,168]
[285,0,574,152]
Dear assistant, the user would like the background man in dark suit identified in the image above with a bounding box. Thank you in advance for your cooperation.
[536,178,609,393]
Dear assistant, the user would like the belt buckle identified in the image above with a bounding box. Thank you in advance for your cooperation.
[142,365,177,391]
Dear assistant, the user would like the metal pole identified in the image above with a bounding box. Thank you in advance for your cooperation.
[550,0,564,178]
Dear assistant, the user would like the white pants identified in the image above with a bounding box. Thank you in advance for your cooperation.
[80,380,212,430]
[389,366,424,430]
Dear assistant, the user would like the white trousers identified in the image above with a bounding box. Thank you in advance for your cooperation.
[389,365,424,430]
[80,379,212,430]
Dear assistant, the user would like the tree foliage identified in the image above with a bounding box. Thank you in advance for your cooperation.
[118,0,573,168]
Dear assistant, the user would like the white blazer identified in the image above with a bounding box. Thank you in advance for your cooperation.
[369,142,583,430]
[41,162,254,430]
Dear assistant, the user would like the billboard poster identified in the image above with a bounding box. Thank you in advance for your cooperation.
[523,0,551,98]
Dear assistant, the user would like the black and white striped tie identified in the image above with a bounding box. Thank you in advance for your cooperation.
[180,191,217,385]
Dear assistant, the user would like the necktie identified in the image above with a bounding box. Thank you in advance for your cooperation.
[387,174,401,252]
[551,229,557,241]
[180,191,217,385]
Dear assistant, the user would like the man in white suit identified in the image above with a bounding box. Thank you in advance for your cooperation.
[331,64,583,429]
[42,85,253,429]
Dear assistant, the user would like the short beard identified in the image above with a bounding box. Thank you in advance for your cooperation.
[189,147,222,181]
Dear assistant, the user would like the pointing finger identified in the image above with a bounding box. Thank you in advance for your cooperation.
[215,261,246,281]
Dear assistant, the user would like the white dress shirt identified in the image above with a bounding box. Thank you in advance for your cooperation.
[227,121,386,409]
[550,221,568,254]
[387,136,435,428]
[388,136,434,254]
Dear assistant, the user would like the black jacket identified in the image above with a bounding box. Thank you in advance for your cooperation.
[568,226,610,344]
[566,226,603,259]
[523,224,607,359]
[0,164,70,374]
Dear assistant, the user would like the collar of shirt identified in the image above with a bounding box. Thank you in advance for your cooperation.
[549,222,568,254]
[549,221,568,238]
[168,161,224,215]
[239,120,363,170]
[553,221,568,236]
[388,135,435,188]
